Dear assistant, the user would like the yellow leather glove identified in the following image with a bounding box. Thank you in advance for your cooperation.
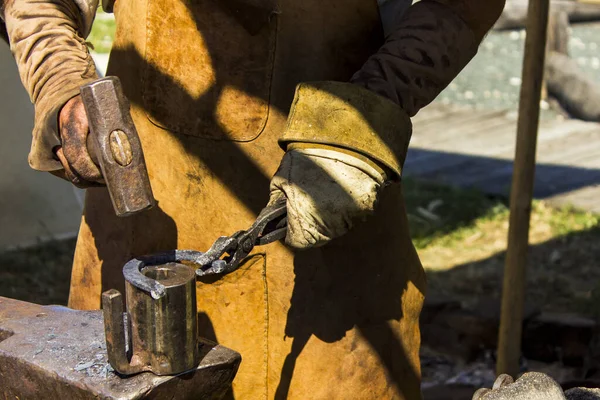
[269,82,411,249]
[270,145,389,249]
[473,373,568,400]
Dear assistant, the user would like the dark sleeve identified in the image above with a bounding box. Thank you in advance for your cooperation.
[352,0,504,116]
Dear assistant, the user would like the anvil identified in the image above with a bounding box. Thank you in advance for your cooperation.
[0,296,240,399]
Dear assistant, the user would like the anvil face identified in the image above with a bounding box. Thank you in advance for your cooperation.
[0,297,240,399]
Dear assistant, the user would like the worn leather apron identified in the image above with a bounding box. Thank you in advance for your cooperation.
[68,0,426,398]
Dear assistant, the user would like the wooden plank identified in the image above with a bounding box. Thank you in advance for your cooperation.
[445,119,595,159]
[409,120,519,161]
[412,103,463,123]
[411,109,502,134]
[409,117,593,163]
[535,127,600,164]
[411,108,468,126]
[409,122,516,158]
[408,101,600,214]
[412,111,514,147]
[427,148,599,197]
[494,120,600,159]
[547,185,600,210]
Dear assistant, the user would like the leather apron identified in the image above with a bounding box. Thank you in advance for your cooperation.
[68,0,426,398]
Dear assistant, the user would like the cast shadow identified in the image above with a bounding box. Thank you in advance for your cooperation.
[198,311,236,400]
[82,187,178,296]
[275,185,425,399]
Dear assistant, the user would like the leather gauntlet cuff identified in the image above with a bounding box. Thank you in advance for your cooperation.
[4,0,98,171]
[351,0,478,117]
[279,81,412,180]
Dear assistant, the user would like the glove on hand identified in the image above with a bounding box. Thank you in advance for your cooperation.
[269,145,387,249]
[473,373,566,400]
[475,372,600,400]
[269,81,411,249]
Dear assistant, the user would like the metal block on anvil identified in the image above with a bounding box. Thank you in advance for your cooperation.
[0,296,241,399]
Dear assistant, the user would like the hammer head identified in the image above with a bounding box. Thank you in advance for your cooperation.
[81,77,155,217]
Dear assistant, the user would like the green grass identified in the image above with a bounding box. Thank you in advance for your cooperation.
[88,10,116,54]
[403,178,509,249]
[548,204,600,236]
[402,178,600,317]
[403,178,600,250]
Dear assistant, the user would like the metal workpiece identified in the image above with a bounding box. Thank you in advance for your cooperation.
[103,262,199,376]
[81,76,156,217]
[122,251,207,299]
[0,296,240,399]
[117,199,287,296]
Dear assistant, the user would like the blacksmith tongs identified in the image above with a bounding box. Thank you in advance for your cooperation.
[195,198,287,277]
[120,199,287,299]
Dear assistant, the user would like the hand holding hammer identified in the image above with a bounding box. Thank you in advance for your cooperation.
[54,77,155,217]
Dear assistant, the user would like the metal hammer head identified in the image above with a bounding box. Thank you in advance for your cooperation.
[81,77,155,217]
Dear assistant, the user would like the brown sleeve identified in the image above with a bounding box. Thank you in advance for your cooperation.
[3,0,99,171]
[351,0,505,117]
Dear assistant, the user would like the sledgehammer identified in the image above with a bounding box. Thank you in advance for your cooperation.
[81,76,155,217]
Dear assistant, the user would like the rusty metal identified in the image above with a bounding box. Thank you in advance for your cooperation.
[118,199,287,292]
[81,76,155,217]
[103,263,199,376]
[0,296,240,399]
[196,197,287,277]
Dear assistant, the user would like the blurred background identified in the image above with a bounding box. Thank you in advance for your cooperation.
[1,1,600,397]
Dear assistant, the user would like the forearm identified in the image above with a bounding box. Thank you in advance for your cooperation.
[352,0,505,116]
[2,0,98,171]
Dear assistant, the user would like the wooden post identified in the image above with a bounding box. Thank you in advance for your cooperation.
[496,0,550,378]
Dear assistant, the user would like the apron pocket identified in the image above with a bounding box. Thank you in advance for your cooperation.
[143,0,277,141]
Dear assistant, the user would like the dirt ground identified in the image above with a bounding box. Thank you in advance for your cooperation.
[422,203,600,318]
[0,238,75,305]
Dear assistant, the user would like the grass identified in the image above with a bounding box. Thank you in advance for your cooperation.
[403,179,509,249]
[403,178,600,317]
[87,10,116,54]
[404,178,599,264]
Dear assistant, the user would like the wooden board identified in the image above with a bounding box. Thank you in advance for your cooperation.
[405,104,600,213]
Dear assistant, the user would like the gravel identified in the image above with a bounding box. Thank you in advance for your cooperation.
[435,23,600,119]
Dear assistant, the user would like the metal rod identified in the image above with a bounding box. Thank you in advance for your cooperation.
[496,0,551,378]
